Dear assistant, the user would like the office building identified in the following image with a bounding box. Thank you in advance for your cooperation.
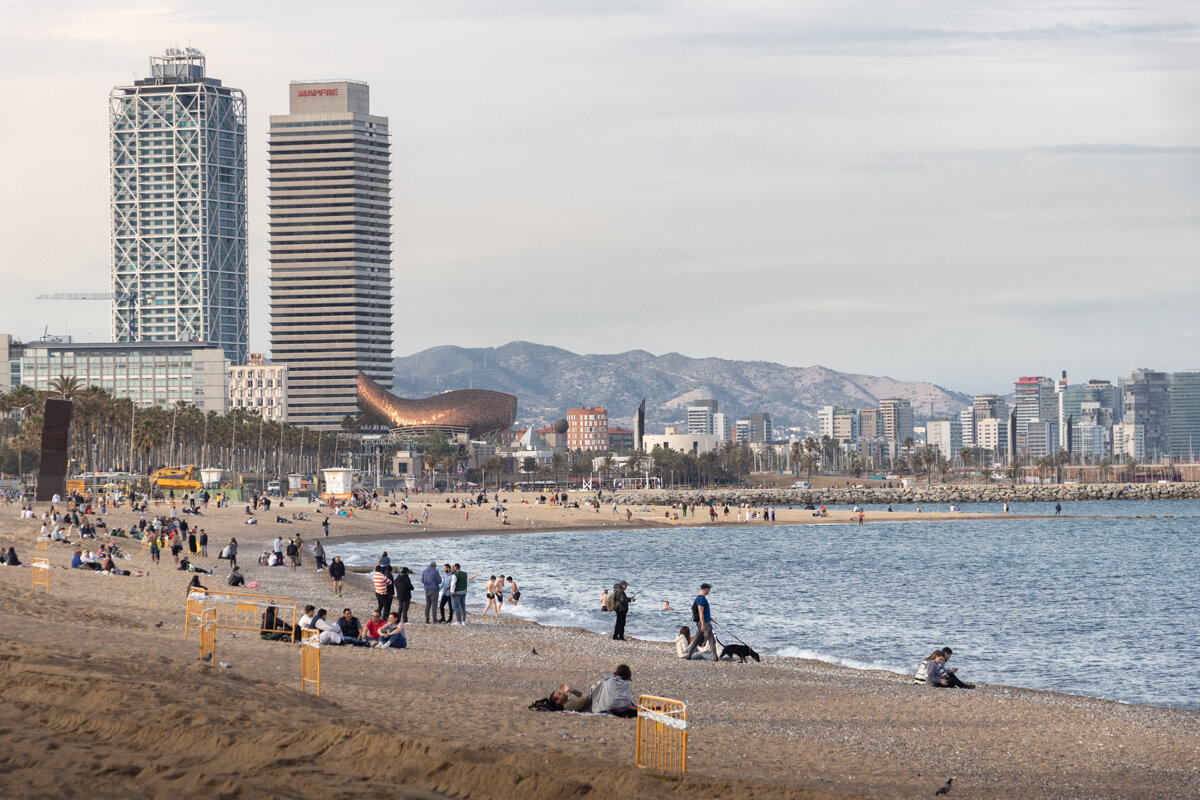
[1025,419,1059,460]
[229,353,288,420]
[643,433,723,456]
[878,398,914,444]
[1168,371,1200,460]
[1059,380,1118,449]
[16,340,228,413]
[687,404,714,435]
[110,49,247,364]
[1120,369,1169,460]
[959,407,975,449]
[734,418,751,444]
[566,406,609,451]
[268,80,393,429]
[749,412,773,443]
[608,426,635,453]
[975,417,1008,460]
[712,412,731,441]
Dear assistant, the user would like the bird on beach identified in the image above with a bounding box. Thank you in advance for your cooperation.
[201,653,213,663]
[531,648,538,656]
[935,777,953,795]
[155,621,163,628]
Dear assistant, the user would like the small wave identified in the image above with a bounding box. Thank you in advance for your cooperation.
[771,646,906,674]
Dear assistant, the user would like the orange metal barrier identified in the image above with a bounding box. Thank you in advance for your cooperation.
[183,589,298,642]
[635,695,688,773]
[301,638,321,696]
[31,558,50,591]
[35,539,49,554]
[199,607,217,664]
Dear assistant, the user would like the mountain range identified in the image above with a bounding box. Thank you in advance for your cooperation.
[391,342,970,433]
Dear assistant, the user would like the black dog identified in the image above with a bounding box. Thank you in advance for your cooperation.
[718,643,760,663]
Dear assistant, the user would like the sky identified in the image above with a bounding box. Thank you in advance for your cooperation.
[0,1,1197,395]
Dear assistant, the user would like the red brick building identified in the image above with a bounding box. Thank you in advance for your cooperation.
[566,406,609,451]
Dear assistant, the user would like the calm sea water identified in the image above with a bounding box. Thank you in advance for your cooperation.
[332,500,1200,710]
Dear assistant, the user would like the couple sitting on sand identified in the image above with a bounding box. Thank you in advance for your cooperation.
[530,665,637,716]
[916,647,975,689]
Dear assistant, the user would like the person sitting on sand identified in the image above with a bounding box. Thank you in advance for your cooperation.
[335,608,373,647]
[377,612,407,649]
[311,609,344,645]
[3,546,21,566]
[556,665,637,716]
[924,649,974,689]
[261,605,295,641]
[227,565,246,587]
[298,604,317,631]
[186,575,207,595]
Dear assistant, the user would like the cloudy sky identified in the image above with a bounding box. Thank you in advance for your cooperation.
[1,1,1196,393]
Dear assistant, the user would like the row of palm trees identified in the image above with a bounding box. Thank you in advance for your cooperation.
[1,382,360,483]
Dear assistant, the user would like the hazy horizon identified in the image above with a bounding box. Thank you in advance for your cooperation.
[1,1,1197,395]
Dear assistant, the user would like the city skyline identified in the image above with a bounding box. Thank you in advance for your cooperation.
[1,2,1197,394]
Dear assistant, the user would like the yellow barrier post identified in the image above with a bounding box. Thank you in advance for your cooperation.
[199,607,217,664]
[184,588,209,639]
[31,558,50,591]
[635,695,688,773]
[300,636,321,696]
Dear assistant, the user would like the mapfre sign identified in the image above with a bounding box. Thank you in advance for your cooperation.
[298,88,338,97]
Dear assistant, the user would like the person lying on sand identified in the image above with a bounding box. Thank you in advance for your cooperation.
[555,664,637,716]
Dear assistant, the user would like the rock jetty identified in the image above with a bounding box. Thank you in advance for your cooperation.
[611,482,1200,507]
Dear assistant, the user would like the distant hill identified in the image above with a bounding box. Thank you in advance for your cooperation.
[391,341,971,433]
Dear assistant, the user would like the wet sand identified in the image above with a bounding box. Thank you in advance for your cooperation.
[0,495,1196,799]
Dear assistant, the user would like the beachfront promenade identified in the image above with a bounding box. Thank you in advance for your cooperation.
[0,495,1197,799]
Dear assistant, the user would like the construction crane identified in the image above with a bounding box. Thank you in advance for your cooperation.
[37,290,155,340]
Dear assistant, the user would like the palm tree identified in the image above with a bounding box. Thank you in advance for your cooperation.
[848,455,865,479]
[797,453,819,484]
[550,452,566,487]
[48,375,81,400]
[1124,459,1140,483]
[789,441,802,474]
[520,456,538,482]
[959,446,973,468]
[1098,459,1112,483]
[600,453,616,489]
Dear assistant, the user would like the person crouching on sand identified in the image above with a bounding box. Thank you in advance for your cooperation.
[556,664,637,716]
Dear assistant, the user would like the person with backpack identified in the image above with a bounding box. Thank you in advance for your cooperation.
[684,583,716,660]
[610,580,633,641]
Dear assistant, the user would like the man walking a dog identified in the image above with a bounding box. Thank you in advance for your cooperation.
[685,583,716,660]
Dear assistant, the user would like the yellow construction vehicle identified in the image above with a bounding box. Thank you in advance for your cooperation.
[150,465,203,492]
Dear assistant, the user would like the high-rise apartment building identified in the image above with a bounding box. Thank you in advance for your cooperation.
[1121,369,1170,460]
[878,398,914,444]
[1013,377,1056,455]
[1058,380,1117,449]
[712,412,731,441]
[818,406,859,443]
[858,407,880,439]
[229,353,288,421]
[268,81,393,429]
[958,407,975,449]
[566,406,609,451]
[687,404,714,435]
[925,417,962,460]
[110,49,247,365]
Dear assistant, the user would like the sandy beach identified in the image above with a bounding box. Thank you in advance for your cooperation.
[1,493,1196,799]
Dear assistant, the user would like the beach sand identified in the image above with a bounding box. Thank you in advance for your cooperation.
[1,494,1196,799]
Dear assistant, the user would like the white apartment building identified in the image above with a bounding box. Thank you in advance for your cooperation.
[925,418,962,460]
[229,354,288,421]
[975,417,1008,461]
[1112,422,1145,461]
[818,406,859,443]
[712,412,731,441]
[687,405,714,435]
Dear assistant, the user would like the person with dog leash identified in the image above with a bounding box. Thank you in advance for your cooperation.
[684,583,717,661]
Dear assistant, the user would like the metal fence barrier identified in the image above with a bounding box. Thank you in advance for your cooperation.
[31,557,50,591]
[183,588,298,642]
[635,694,688,773]
[199,606,217,664]
[301,637,321,696]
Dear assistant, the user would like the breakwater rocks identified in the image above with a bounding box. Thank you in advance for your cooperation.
[611,482,1200,507]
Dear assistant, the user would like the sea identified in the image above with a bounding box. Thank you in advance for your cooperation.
[330,499,1200,710]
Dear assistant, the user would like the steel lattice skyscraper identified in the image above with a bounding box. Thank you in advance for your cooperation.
[268,81,393,430]
[109,48,248,364]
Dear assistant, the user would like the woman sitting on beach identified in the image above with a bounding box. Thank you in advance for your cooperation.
[186,575,207,595]
[377,612,407,649]
[924,649,974,689]
[3,546,21,566]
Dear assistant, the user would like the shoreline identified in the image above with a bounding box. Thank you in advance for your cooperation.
[3,497,1199,798]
